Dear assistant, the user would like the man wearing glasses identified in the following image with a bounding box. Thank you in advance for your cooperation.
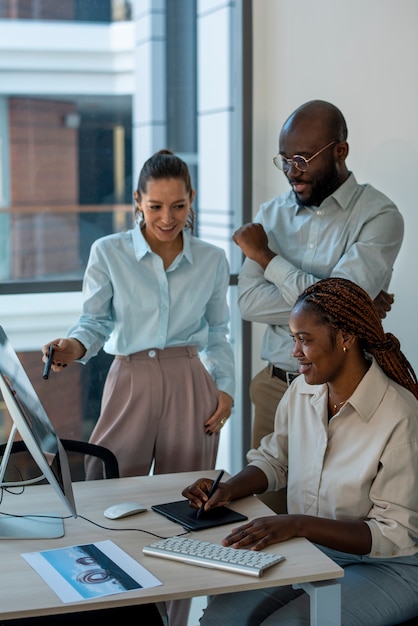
[233,99,403,513]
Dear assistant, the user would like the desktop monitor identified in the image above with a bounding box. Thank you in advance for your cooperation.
[0,325,77,538]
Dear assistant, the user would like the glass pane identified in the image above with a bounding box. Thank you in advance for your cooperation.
[0,0,132,22]
[1,95,132,285]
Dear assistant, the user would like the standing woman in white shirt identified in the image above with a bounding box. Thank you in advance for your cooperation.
[42,149,235,477]
[183,277,418,626]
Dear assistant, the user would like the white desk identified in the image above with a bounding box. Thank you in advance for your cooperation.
[0,470,343,625]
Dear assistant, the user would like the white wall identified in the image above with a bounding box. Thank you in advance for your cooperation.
[252,0,418,374]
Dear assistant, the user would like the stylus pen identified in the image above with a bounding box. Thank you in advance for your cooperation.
[196,469,225,519]
[42,345,55,380]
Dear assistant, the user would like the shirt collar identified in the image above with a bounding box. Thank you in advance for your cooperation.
[294,172,358,213]
[346,357,389,422]
[300,357,388,423]
[181,229,194,263]
[132,224,149,260]
[131,224,194,264]
[321,172,358,210]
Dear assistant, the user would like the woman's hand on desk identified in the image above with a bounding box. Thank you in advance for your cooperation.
[222,514,372,555]
[222,515,299,551]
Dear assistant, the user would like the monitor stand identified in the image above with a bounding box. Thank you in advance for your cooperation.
[0,424,64,538]
[0,514,64,539]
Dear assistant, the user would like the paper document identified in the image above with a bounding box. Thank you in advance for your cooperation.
[22,539,162,603]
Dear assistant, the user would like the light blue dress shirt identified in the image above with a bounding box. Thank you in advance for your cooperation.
[68,226,235,398]
[237,173,404,371]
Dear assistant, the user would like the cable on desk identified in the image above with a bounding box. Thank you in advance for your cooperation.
[0,510,190,540]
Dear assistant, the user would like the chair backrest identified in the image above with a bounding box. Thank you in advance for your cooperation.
[0,438,119,483]
[60,439,120,480]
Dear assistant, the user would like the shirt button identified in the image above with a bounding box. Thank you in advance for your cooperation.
[316,210,322,216]
[148,350,156,358]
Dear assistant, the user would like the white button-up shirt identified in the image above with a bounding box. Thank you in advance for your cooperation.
[247,358,418,558]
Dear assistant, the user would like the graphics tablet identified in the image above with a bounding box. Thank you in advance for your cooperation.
[151,499,248,531]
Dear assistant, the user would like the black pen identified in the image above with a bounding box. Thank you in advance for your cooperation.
[43,345,55,380]
[196,469,225,519]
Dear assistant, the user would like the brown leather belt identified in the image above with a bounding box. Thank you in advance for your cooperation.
[269,364,300,386]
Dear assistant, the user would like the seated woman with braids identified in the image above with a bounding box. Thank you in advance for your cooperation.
[183,277,418,626]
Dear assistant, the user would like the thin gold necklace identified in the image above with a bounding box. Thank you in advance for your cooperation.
[330,398,346,412]
[327,386,349,413]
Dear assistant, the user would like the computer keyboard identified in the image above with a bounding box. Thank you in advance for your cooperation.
[142,535,285,577]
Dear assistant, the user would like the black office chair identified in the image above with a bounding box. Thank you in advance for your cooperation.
[0,438,120,483]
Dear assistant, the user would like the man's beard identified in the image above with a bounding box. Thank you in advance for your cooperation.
[293,165,342,208]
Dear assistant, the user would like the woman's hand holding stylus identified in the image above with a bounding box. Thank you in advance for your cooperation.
[183,473,232,514]
[41,338,86,373]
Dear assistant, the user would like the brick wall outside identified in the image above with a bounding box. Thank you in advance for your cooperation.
[0,0,75,20]
[9,97,81,279]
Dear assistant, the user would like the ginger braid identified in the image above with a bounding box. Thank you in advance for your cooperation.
[295,277,418,400]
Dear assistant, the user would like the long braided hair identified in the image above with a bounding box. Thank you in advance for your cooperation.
[294,277,418,400]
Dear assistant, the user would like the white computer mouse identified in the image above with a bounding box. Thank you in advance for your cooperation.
[104,502,148,519]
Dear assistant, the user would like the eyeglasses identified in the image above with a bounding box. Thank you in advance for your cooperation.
[273,140,337,173]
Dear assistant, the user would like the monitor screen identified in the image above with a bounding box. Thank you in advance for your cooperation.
[0,326,77,538]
